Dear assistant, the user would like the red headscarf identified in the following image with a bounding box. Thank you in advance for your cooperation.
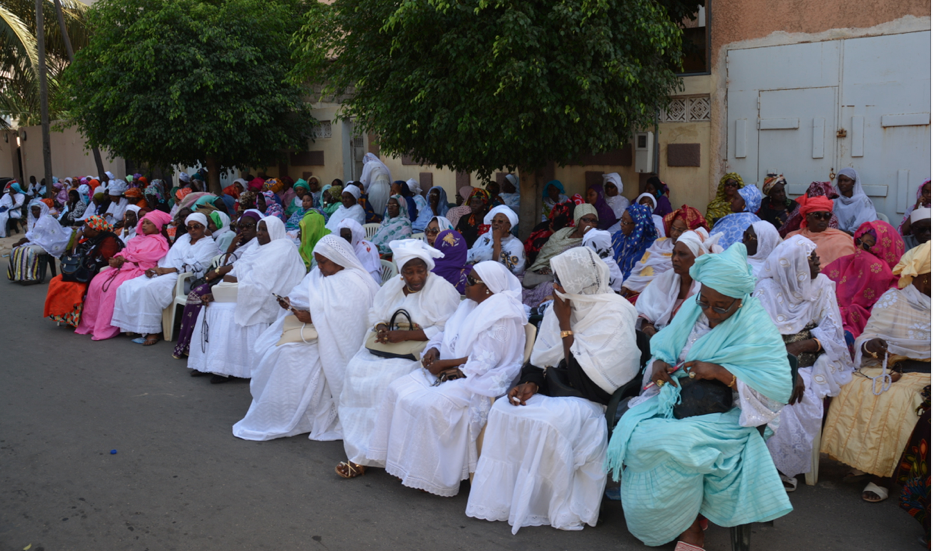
[795,195,834,228]
[248,178,265,192]
[663,205,709,235]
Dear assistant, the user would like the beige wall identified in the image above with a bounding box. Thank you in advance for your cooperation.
[4,124,125,183]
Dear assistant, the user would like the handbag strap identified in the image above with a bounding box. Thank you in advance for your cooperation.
[388,309,414,331]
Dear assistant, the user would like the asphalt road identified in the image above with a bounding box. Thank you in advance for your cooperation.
[0,276,925,551]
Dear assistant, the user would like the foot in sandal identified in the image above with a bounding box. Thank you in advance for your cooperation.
[674,517,704,550]
[142,334,160,346]
[335,461,366,479]
[862,481,889,503]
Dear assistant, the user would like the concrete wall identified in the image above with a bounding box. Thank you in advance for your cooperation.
[0,125,126,183]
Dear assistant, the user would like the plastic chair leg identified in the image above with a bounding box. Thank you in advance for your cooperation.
[805,423,821,486]
[730,524,751,551]
[162,305,175,341]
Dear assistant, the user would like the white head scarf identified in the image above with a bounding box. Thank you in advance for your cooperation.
[23,200,72,257]
[583,228,625,291]
[746,220,782,278]
[390,238,444,271]
[107,179,128,195]
[406,178,422,195]
[676,229,722,258]
[343,185,361,200]
[77,184,91,204]
[755,235,820,332]
[483,204,519,228]
[636,192,657,210]
[431,216,455,233]
[185,212,208,228]
[504,174,519,190]
[179,172,191,183]
[313,234,378,290]
[603,173,623,193]
[337,217,366,247]
[911,207,931,224]
[530,247,640,394]
[833,167,877,232]
[260,215,288,242]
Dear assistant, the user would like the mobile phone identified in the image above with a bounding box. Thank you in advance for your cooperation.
[272,292,287,302]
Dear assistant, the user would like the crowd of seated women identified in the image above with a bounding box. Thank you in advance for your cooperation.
[13,161,932,549]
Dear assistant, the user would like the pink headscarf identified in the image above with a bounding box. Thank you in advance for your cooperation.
[113,210,171,267]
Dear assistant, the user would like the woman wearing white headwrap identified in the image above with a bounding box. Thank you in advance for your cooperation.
[636,230,722,337]
[583,228,624,291]
[233,235,381,441]
[360,153,392,215]
[324,185,366,232]
[467,205,525,274]
[8,200,74,283]
[467,248,638,532]
[335,239,461,478]
[743,220,782,278]
[752,235,853,490]
[368,261,527,496]
[833,168,877,233]
[187,216,306,383]
[602,173,629,220]
[111,212,220,345]
[406,178,428,217]
[104,179,130,225]
[425,215,455,247]
[116,205,142,244]
[500,174,521,211]
[208,211,235,252]
[336,218,381,284]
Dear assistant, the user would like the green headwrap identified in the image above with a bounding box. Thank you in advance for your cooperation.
[299,210,330,268]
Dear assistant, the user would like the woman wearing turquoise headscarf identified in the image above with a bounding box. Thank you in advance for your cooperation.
[710,184,764,249]
[287,178,311,217]
[606,243,793,549]
[610,203,659,281]
[541,180,569,222]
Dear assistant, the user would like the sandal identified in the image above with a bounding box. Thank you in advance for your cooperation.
[674,542,704,551]
[862,482,889,503]
[335,461,366,479]
[142,335,160,346]
[781,474,798,492]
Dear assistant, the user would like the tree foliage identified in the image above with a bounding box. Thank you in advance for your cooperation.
[293,0,691,177]
[63,0,316,186]
[0,0,89,127]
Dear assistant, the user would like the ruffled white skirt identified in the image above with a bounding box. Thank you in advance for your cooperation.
[187,302,267,378]
[111,273,178,334]
[767,368,823,477]
[466,394,609,533]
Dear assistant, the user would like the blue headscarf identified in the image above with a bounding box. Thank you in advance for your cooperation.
[10,182,24,195]
[542,179,566,199]
[710,185,764,249]
[412,186,449,232]
[610,203,658,280]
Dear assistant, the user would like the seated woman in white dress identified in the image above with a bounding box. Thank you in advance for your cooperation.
[367,261,527,496]
[187,216,306,384]
[467,205,525,275]
[636,230,721,338]
[336,218,381,284]
[466,247,640,533]
[754,235,853,491]
[821,241,931,504]
[8,200,73,283]
[335,239,461,478]
[743,220,781,278]
[233,235,381,441]
[111,213,220,345]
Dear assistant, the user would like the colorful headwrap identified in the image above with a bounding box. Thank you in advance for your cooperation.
[611,203,659,280]
[263,178,285,193]
[762,175,787,197]
[41,198,55,210]
[893,241,931,289]
[260,190,286,221]
[736,185,763,214]
[247,178,265,192]
[663,205,709,235]
[175,187,192,201]
[795,195,835,228]
[706,172,746,223]
[855,220,905,269]
[125,188,143,199]
[85,215,112,232]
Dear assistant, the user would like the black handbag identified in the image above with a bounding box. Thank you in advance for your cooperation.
[672,377,733,419]
[60,252,92,283]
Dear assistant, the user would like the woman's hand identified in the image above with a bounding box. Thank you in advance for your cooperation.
[421,347,440,368]
[862,338,888,359]
[789,375,806,405]
[785,339,818,358]
[200,293,214,305]
[507,382,538,406]
[382,330,408,344]
[292,310,312,324]
[649,360,678,388]
[620,287,635,298]
[642,325,658,338]
[683,361,728,383]
[108,257,125,269]
[277,296,292,311]
[222,275,237,283]
[13,238,28,248]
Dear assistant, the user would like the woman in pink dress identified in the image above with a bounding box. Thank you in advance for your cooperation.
[76,210,172,340]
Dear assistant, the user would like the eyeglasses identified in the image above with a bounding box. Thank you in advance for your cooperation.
[425,227,440,235]
[696,294,739,315]
[186,224,202,230]
[809,212,833,221]
[467,274,484,287]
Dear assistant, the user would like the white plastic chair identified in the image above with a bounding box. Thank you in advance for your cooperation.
[364,223,381,239]
[876,212,890,224]
[379,259,398,285]
[161,272,194,341]
[411,232,426,243]
[805,424,822,485]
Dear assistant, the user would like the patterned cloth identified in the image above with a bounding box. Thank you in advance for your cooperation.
[261,190,286,221]
[706,172,746,226]
[897,388,930,540]
[611,203,659,281]
[371,194,413,254]
[710,185,764,249]
[431,230,470,293]
[822,220,904,338]
[662,205,709,235]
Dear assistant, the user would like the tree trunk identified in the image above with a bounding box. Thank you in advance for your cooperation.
[36,0,53,199]
[53,0,107,179]
[518,169,544,241]
[204,156,222,195]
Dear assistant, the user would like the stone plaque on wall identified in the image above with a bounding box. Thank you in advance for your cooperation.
[667,143,701,167]
[419,172,433,190]
[289,151,325,166]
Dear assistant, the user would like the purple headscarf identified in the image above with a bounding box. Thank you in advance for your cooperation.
[430,230,470,293]
[588,183,618,231]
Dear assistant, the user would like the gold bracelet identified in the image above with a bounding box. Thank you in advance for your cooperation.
[560,330,574,339]
[728,373,737,388]
[813,338,822,353]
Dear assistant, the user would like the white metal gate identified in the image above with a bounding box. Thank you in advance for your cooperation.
[726,32,931,222]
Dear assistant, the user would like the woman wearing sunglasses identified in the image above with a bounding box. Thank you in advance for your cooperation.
[786,194,856,269]
[606,243,793,550]
[367,261,527,497]
[466,247,640,534]
[822,220,905,339]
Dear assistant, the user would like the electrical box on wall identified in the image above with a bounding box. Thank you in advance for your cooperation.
[634,132,655,173]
